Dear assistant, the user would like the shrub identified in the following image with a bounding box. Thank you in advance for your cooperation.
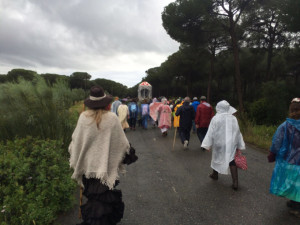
[249,81,288,125]
[0,137,76,225]
[0,77,79,148]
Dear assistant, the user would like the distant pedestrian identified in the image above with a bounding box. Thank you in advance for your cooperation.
[173,98,184,129]
[201,100,245,190]
[111,96,121,115]
[157,97,172,136]
[141,99,150,129]
[128,98,138,130]
[195,96,214,150]
[268,97,300,218]
[118,99,129,131]
[175,97,195,150]
[191,97,200,133]
[137,99,143,127]
[149,98,158,128]
[69,85,138,225]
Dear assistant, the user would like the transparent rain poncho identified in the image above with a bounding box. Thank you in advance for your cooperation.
[270,118,300,201]
[201,100,245,174]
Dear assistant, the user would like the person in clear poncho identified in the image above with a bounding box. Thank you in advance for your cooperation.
[201,100,245,190]
[268,98,300,218]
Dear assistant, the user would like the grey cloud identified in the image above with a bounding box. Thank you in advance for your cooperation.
[0,0,179,86]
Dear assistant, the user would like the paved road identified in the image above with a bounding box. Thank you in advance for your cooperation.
[55,126,298,225]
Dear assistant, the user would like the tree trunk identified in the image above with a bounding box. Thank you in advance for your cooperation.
[266,41,274,81]
[229,17,244,112]
[207,52,215,103]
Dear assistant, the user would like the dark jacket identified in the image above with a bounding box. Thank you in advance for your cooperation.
[175,102,195,129]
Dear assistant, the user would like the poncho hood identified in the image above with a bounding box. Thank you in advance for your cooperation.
[216,100,237,115]
[287,118,300,131]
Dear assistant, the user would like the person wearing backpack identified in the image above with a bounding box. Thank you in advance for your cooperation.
[128,98,138,130]
[141,99,150,129]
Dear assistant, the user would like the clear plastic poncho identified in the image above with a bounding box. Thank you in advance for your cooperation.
[201,100,245,174]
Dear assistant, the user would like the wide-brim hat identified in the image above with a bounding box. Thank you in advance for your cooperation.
[84,85,113,109]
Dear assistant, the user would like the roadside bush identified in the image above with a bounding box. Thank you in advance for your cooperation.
[0,77,79,148]
[0,137,76,225]
[249,81,288,125]
[240,117,277,150]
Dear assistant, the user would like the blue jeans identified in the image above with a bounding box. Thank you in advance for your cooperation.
[142,114,149,129]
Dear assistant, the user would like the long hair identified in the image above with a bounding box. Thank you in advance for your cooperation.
[289,102,300,120]
[86,104,111,129]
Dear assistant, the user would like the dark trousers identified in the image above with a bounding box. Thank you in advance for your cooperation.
[197,127,208,143]
[129,118,136,128]
[178,127,191,144]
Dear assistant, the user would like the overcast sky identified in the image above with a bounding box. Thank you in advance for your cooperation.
[0,0,179,87]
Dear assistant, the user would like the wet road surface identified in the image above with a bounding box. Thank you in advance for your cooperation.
[55,126,299,225]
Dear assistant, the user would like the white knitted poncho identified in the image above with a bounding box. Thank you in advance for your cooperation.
[69,110,130,189]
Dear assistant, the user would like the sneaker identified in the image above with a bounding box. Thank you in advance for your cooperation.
[183,140,189,150]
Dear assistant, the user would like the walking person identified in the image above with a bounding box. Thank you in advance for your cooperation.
[69,85,138,225]
[149,98,159,128]
[128,98,138,130]
[117,99,129,131]
[111,96,121,115]
[191,97,200,133]
[157,97,172,136]
[173,98,184,129]
[141,99,150,129]
[201,100,245,190]
[195,96,214,150]
[268,98,300,218]
[175,97,195,149]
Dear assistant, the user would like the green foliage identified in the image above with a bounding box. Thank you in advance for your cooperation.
[7,69,37,82]
[69,72,91,89]
[0,137,76,225]
[248,98,268,125]
[239,117,277,150]
[93,78,128,98]
[0,78,80,148]
[40,73,69,86]
[248,81,288,125]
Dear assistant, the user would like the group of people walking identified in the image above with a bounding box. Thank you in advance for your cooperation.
[69,85,300,224]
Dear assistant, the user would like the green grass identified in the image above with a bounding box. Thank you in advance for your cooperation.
[239,118,277,151]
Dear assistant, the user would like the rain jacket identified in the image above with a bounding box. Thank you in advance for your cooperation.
[269,118,300,201]
[201,100,245,174]
[173,101,184,128]
[195,101,214,128]
[175,102,195,129]
[157,101,172,129]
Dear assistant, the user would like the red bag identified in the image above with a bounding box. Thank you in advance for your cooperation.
[235,149,247,170]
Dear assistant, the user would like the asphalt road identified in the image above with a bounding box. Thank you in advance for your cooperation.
[54,126,299,225]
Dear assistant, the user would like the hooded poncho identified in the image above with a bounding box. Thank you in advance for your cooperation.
[69,110,130,189]
[270,118,300,201]
[201,100,245,174]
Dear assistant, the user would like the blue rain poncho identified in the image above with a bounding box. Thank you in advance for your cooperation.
[270,118,300,201]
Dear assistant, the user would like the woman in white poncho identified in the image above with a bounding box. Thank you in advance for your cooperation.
[201,100,245,190]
